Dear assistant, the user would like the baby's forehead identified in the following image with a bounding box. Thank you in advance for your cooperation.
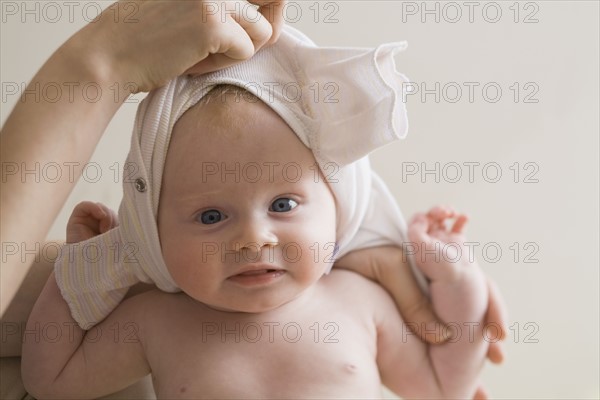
[162,90,322,193]
[173,88,297,141]
[161,152,327,204]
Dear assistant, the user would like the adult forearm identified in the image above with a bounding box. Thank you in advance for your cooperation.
[0,28,128,316]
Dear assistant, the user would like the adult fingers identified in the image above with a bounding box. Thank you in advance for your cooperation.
[185,2,272,75]
[251,0,286,43]
[485,277,508,364]
[486,278,509,342]
[473,384,489,400]
[400,298,451,344]
[228,0,273,53]
[487,341,505,364]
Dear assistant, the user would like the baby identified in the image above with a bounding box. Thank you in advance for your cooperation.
[22,83,489,398]
[23,24,487,398]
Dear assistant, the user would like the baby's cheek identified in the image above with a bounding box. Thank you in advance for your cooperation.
[168,261,207,297]
[162,240,196,283]
[287,236,335,278]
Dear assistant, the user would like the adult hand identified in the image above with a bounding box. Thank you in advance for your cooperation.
[78,0,286,92]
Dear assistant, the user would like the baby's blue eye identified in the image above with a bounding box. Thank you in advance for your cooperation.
[198,210,224,225]
[269,198,298,213]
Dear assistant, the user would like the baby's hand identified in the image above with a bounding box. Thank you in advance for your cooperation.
[66,201,118,244]
[407,205,477,283]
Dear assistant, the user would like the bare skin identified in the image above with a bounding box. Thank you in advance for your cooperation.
[22,95,489,399]
[3,2,506,396]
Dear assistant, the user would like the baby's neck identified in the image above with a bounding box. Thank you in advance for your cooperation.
[189,283,321,318]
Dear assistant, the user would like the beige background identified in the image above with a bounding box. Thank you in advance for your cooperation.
[1,1,598,398]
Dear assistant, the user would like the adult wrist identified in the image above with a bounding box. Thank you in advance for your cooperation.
[56,24,131,99]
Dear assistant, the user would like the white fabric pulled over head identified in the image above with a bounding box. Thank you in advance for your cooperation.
[55,26,421,329]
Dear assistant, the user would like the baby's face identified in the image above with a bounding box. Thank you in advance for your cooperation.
[158,93,337,313]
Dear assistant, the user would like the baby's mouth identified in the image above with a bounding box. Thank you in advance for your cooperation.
[236,269,279,276]
[228,266,286,286]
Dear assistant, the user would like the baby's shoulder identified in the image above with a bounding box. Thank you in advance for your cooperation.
[121,287,191,326]
[322,268,389,293]
[319,269,397,313]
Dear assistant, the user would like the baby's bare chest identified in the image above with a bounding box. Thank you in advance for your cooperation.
[144,299,383,398]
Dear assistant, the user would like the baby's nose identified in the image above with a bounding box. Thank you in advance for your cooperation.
[234,217,279,253]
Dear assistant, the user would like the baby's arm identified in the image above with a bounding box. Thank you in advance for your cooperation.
[21,202,150,398]
[376,209,489,398]
[335,245,449,343]
[335,208,507,360]
[21,270,150,399]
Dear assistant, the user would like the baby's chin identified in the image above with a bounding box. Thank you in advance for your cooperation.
[183,291,298,314]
